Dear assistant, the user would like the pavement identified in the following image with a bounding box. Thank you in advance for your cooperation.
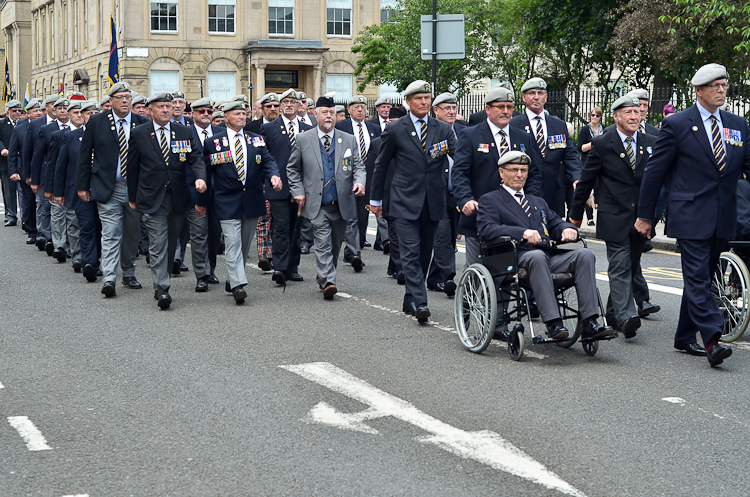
[1,207,749,497]
[577,208,676,252]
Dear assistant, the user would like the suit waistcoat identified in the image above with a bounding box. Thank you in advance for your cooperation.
[320,137,337,204]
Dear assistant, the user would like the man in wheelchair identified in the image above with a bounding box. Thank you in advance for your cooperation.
[476,151,613,340]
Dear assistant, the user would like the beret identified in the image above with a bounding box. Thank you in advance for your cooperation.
[628,88,649,101]
[192,97,214,109]
[307,98,314,106]
[485,87,514,104]
[389,105,406,119]
[375,96,393,107]
[66,100,84,111]
[53,98,69,107]
[172,90,185,99]
[691,63,727,86]
[611,95,640,112]
[520,77,547,93]
[131,95,147,106]
[335,105,346,113]
[99,96,110,105]
[498,150,531,167]
[147,92,174,104]
[230,94,248,103]
[297,92,307,100]
[107,81,131,96]
[433,92,457,107]
[43,95,59,105]
[317,95,335,108]
[129,91,140,98]
[69,92,87,102]
[403,80,432,98]
[5,99,22,109]
[279,88,299,101]
[25,99,43,110]
[211,110,224,120]
[259,93,279,105]
[493,81,513,91]
[81,100,101,112]
[213,100,227,110]
[221,100,246,112]
[347,95,367,106]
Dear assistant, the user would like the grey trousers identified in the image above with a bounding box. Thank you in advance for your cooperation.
[97,183,140,283]
[185,208,210,280]
[376,216,388,243]
[64,208,80,264]
[464,235,482,268]
[220,216,258,289]
[427,216,456,284]
[518,248,599,322]
[310,205,348,287]
[35,189,51,240]
[605,231,648,326]
[343,216,361,257]
[1,170,18,222]
[50,200,68,250]
[142,192,185,293]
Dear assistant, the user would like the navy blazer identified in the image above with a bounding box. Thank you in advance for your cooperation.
[0,116,15,172]
[53,127,85,211]
[477,187,577,254]
[638,104,750,240]
[261,116,313,200]
[8,118,29,177]
[335,118,382,141]
[371,114,457,221]
[203,129,280,221]
[571,130,656,242]
[30,121,60,187]
[187,124,218,207]
[22,116,50,181]
[451,120,542,237]
[45,128,70,194]
[510,112,582,216]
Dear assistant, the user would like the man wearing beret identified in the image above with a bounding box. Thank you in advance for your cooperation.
[245,92,278,135]
[570,95,660,340]
[55,100,103,281]
[9,98,43,244]
[0,99,23,227]
[369,96,393,133]
[77,82,150,297]
[127,92,207,309]
[637,63,750,367]
[170,90,192,126]
[296,92,317,127]
[452,86,542,268]
[477,151,612,340]
[131,96,148,117]
[204,100,282,304]
[370,80,457,323]
[336,94,382,271]
[510,78,581,217]
[262,88,313,285]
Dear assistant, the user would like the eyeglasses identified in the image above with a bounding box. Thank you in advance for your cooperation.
[503,167,529,175]
[489,103,514,111]
[111,95,132,102]
[705,83,728,91]
[436,105,457,112]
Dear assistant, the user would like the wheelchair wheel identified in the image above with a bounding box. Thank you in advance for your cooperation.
[508,325,525,361]
[582,339,599,356]
[713,252,750,342]
[455,264,498,353]
[555,285,582,348]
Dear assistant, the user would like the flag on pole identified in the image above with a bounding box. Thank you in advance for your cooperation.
[108,15,120,86]
[2,58,12,103]
[23,83,29,110]
[58,82,64,96]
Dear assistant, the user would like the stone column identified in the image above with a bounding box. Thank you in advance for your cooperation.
[313,60,324,99]
[255,62,266,98]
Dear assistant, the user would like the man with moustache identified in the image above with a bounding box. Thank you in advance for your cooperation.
[245,92,278,134]
[0,99,23,227]
[9,98,43,244]
[296,92,317,126]
[368,96,392,133]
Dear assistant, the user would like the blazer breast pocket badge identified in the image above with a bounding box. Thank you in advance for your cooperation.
[429,140,449,158]
[256,154,262,164]
[724,128,743,147]
[477,143,490,153]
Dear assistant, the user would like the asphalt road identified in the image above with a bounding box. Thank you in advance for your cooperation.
[1,213,749,497]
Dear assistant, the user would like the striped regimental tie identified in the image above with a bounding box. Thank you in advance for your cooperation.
[288,121,296,148]
[625,136,636,170]
[711,115,727,171]
[158,127,171,190]
[515,192,531,217]
[235,134,245,184]
[118,119,128,178]
[535,116,546,157]
[323,135,331,153]
[357,122,367,163]
[418,119,426,151]
[498,129,510,156]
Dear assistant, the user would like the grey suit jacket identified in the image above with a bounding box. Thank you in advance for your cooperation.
[287,127,366,221]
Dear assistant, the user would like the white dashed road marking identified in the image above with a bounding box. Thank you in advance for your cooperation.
[0,381,4,389]
[7,416,52,451]
[662,397,748,427]
[282,362,587,497]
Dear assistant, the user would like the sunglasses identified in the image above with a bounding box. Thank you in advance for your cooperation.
[193,108,213,114]
[264,104,280,109]
[590,113,601,117]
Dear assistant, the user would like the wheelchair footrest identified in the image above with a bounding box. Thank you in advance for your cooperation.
[532,336,570,345]
[581,330,618,342]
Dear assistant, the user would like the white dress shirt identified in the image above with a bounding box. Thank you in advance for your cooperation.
[352,119,371,152]
[194,123,213,146]
[525,108,547,142]
[227,127,246,183]
[503,184,525,204]
[697,101,725,149]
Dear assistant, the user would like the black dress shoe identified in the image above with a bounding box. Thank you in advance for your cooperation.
[225,280,232,293]
[96,268,103,276]
[101,281,116,297]
[122,276,142,289]
[323,283,337,300]
[195,277,208,292]
[493,324,510,341]
[180,262,189,272]
[272,270,286,285]
[26,235,35,244]
[620,315,641,339]
[232,286,247,304]
[207,274,220,284]
[172,260,181,275]
[53,247,66,263]
[382,240,390,255]
[343,253,353,264]
[45,240,54,256]
[300,244,311,255]
[707,343,732,367]
[35,237,45,250]
[444,280,457,297]
[72,260,83,272]
[637,300,661,318]
[403,301,417,316]
[363,240,372,248]
[675,342,707,356]
[415,305,431,323]
[258,258,272,271]
[581,317,613,338]
[428,282,446,292]
[154,290,159,300]
[528,301,540,319]
[373,242,383,251]
[288,272,304,282]
[351,255,363,272]
[157,292,172,309]
[4,220,17,226]
[545,320,569,339]
[397,270,405,285]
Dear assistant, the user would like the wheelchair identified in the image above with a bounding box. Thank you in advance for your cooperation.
[454,236,617,360]
[713,241,750,342]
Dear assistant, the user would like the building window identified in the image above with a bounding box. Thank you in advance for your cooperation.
[326,74,352,101]
[151,2,177,32]
[50,9,55,60]
[326,0,351,37]
[208,0,235,34]
[265,70,298,89]
[268,0,293,36]
[73,0,78,51]
[98,0,102,43]
[42,11,46,63]
[381,0,398,23]
[34,17,39,66]
[150,70,179,95]
[208,72,236,102]
[63,3,68,56]
[83,0,88,48]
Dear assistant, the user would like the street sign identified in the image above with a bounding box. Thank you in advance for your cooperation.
[420,14,465,60]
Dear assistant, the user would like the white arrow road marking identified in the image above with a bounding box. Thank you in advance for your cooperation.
[7,416,52,451]
[281,362,587,497]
